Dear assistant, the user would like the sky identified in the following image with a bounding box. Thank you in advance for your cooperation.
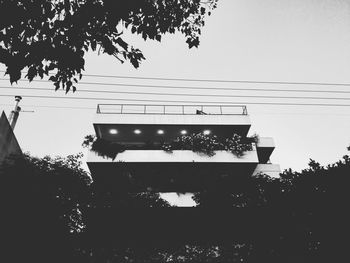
[1,0,350,205]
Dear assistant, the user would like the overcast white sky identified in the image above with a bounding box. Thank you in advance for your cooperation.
[1,0,350,206]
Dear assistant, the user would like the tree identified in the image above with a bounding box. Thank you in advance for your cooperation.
[0,0,218,92]
[0,153,92,262]
[0,152,172,262]
[191,155,350,262]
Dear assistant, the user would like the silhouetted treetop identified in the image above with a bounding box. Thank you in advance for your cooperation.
[0,0,218,92]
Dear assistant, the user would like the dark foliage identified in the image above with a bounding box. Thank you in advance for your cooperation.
[191,155,350,262]
[2,150,349,262]
[0,153,92,263]
[0,0,218,92]
[161,133,259,157]
[0,152,170,262]
[83,135,126,160]
[83,133,259,159]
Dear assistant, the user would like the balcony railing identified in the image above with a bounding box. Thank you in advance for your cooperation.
[96,104,248,115]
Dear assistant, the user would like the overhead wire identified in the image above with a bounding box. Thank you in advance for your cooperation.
[1,70,350,86]
[1,94,350,107]
[0,103,95,110]
[79,74,350,87]
[1,78,350,94]
[0,85,350,101]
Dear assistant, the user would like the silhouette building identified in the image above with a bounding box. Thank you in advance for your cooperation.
[85,104,281,246]
[87,104,280,182]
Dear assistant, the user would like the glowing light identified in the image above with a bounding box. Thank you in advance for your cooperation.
[157,129,164,135]
[180,130,187,135]
[134,129,142,134]
[109,129,118,134]
[203,130,211,135]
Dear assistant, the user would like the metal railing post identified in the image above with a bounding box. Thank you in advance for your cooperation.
[182,105,185,114]
[144,105,146,114]
[121,104,123,114]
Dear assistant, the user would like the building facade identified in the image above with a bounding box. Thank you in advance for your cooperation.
[87,104,280,188]
[84,104,281,246]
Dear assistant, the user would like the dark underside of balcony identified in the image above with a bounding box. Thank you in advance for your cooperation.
[88,162,258,192]
[95,124,251,143]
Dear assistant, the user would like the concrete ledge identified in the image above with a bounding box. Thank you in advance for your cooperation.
[256,137,275,163]
[87,149,259,164]
[252,164,281,178]
[257,137,275,148]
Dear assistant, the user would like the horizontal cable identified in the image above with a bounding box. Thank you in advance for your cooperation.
[1,94,350,107]
[1,78,350,94]
[1,71,350,86]
[1,104,350,115]
[1,86,350,101]
[0,103,95,110]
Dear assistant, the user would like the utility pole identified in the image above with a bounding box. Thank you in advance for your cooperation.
[8,96,22,130]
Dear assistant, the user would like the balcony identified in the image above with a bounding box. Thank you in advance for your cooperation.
[87,148,260,191]
[93,104,252,141]
[87,104,280,187]
[87,148,258,164]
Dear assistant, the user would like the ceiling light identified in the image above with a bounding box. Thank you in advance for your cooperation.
[203,130,211,135]
[180,130,187,135]
[157,129,164,135]
[109,129,118,135]
[134,129,142,134]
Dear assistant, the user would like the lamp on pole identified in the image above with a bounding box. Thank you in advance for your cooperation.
[8,96,22,130]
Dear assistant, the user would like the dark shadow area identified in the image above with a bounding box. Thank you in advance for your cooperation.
[1,154,349,262]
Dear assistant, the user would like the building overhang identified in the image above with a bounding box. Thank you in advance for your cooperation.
[93,106,251,141]
[87,149,260,192]
[253,164,281,178]
[256,137,275,163]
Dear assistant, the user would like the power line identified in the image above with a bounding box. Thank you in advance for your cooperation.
[2,103,350,115]
[1,85,350,101]
[0,103,95,110]
[1,78,350,94]
[1,94,350,107]
[1,70,350,86]
[58,73,350,86]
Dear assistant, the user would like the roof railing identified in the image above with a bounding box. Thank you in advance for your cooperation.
[97,104,248,115]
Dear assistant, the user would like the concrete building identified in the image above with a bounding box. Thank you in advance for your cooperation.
[84,104,281,246]
[87,104,280,190]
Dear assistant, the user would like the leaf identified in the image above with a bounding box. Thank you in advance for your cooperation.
[66,80,72,93]
[49,75,57,82]
[116,37,128,50]
[26,67,37,81]
[54,82,60,91]
[7,68,21,84]
[91,40,97,51]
